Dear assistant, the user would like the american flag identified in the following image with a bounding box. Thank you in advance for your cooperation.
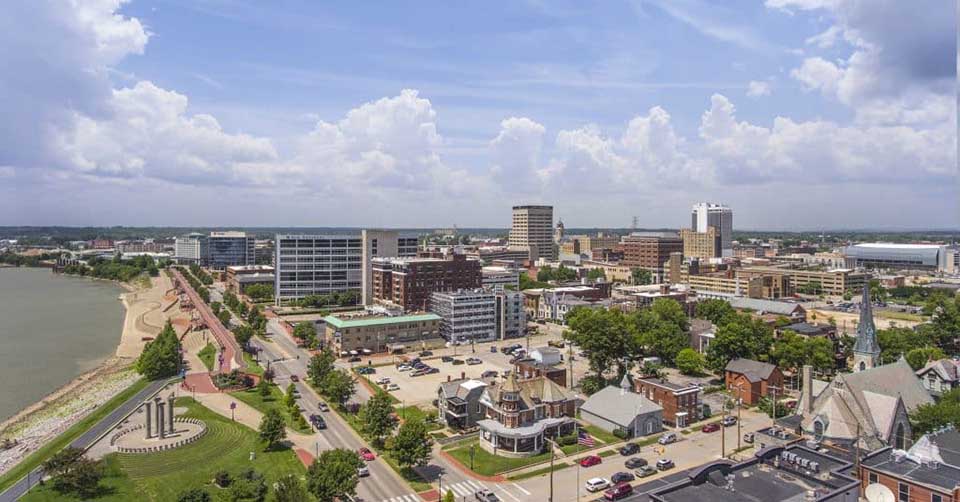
[578,430,595,447]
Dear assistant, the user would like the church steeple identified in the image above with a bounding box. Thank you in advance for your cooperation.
[852,283,881,372]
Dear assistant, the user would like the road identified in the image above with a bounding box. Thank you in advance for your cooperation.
[253,322,419,502]
[0,379,170,502]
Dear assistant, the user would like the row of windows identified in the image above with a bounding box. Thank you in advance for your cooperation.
[867,472,943,502]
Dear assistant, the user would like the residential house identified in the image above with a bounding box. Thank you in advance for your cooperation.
[437,378,488,430]
[861,425,960,502]
[724,358,785,406]
[916,358,960,398]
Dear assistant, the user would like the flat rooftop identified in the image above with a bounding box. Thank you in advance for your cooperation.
[657,463,835,502]
[324,313,441,329]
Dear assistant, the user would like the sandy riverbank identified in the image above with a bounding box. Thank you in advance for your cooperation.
[0,272,186,476]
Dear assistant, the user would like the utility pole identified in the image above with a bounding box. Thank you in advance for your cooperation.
[721,397,726,459]
[568,343,574,388]
[737,384,743,453]
[547,438,556,502]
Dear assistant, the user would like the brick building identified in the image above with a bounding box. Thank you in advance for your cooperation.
[621,233,683,281]
[724,358,785,406]
[861,426,959,502]
[634,376,701,427]
[372,253,482,311]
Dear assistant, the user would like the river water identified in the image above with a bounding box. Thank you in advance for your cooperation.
[0,267,125,422]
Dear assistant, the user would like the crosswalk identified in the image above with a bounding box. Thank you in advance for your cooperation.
[377,480,531,502]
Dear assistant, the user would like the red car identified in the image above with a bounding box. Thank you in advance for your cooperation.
[358,447,375,461]
[580,455,602,467]
[604,482,633,500]
[702,423,721,433]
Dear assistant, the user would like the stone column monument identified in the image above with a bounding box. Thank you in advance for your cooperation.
[167,394,175,434]
[157,401,166,440]
[144,401,153,439]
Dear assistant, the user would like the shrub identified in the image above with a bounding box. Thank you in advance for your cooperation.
[214,469,232,487]
[612,428,629,440]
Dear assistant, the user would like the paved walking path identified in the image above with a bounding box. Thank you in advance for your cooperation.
[171,269,244,373]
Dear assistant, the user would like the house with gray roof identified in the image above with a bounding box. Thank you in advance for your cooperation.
[862,425,960,502]
[724,358,784,406]
[437,378,488,430]
[916,358,960,398]
[580,376,663,438]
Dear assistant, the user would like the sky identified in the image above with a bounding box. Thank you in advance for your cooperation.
[0,0,956,230]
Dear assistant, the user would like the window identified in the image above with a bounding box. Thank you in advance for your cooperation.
[868,472,878,484]
[931,494,942,502]
[898,483,909,502]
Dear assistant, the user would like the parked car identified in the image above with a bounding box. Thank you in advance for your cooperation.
[452,359,465,365]
[580,455,602,467]
[441,356,454,362]
[318,402,329,412]
[481,370,498,379]
[386,383,399,391]
[347,356,361,362]
[427,367,439,374]
[635,465,657,478]
[411,369,427,377]
[290,374,299,382]
[702,423,721,433]
[358,448,375,461]
[656,459,675,470]
[466,357,482,365]
[721,416,737,427]
[743,432,755,444]
[474,489,500,502]
[584,478,610,493]
[419,350,433,357]
[490,346,498,353]
[610,472,635,484]
[547,340,565,348]
[619,443,640,456]
[397,365,412,372]
[356,367,375,375]
[603,482,633,500]
[658,433,678,445]
[376,377,391,385]
[357,465,369,477]
[624,457,648,469]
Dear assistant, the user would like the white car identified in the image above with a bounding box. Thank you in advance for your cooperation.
[357,465,369,477]
[585,478,610,493]
[397,365,412,372]
[658,432,678,445]
[386,383,399,391]
[376,377,391,385]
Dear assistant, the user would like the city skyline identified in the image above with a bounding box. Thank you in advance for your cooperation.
[1,0,956,230]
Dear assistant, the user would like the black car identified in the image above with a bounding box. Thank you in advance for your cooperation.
[426,367,439,374]
[624,457,648,469]
[310,415,326,430]
[419,351,433,357]
[441,356,454,362]
[452,359,465,365]
[611,472,635,484]
[619,443,640,456]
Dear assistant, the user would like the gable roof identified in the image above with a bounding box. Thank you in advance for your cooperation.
[917,358,960,383]
[580,386,662,428]
[484,375,575,412]
[725,358,778,383]
[728,297,804,316]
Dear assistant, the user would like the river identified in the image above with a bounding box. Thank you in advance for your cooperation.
[0,267,126,422]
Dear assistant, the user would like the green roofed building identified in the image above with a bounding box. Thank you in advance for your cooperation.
[324,312,443,357]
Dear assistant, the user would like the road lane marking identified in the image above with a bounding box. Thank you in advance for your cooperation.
[511,483,531,495]
[496,485,522,502]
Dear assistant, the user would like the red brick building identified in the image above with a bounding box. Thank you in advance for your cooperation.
[724,358,784,406]
[371,253,481,312]
[860,427,959,502]
[634,376,700,427]
[621,233,683,281]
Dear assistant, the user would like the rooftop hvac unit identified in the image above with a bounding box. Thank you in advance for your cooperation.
[809,461,819,472]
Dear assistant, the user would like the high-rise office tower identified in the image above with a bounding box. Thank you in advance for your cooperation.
[690,203,733,258]
[360,229,419,306]
[509,205,555,261]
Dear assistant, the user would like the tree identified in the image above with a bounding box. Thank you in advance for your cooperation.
[905,347,946,371]
[695,299,735,325]
[136,320,181,380]
[258,408,287,450]
[234,325,254,348]
[307,350,336,388]
[218,309,232,327]
[293,322,318,347]
[705,316,774,372]
[271,474,310,502]
[564,307,634,380]
[391,417,433,469]
[444,490,455,502]
[285,383,298,409]
[675,348,705,375]
[358,391,396,447]
[306,449,363,502]
[257,377,271,398]
[629,299,690,365]
[226,468,267,502]
[877,327,933,364]
[178,488,212,502]
[321,370,356,409]
[41,447,104,498]
[245,283,275,302]
[631,268,652,285]
[911,388,960,436]
[586,268,606,280]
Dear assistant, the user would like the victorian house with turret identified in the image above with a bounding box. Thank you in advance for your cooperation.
[476,372,576,457]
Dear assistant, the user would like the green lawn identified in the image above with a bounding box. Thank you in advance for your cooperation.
[446,439,552,476]
[242,352,264,376]
[875,310,927,322]
[229,385,312,434]
[580,423,620,445]
[506,461,572,481]
[197,343,216,371]
[0,377,150,494]
[21,397,305,502]
[394,405,442,432]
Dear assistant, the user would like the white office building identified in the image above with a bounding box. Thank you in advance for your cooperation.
[495,289,526,340]
[274,234,362,302]
[481,265,520,291]
[174,233,208,265]
[691,202,733,258]
[509,205,555,261]
[430,289,497,344]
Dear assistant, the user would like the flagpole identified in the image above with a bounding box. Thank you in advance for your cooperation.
[576,419,580,502]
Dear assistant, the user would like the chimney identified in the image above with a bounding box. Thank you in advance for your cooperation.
[802,365,814,415]
[461,371,465,379]
[447,375,451,382]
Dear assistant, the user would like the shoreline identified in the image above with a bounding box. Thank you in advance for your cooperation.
[0,271,181,476]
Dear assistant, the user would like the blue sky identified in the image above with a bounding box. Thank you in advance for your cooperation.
[0,0,955,229]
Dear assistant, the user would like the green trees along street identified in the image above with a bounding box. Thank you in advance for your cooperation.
[390,417,433,469]
[358,391,396,448]
[258,408,287,450]
[320,370,355,409]
[293,322,318,347]
[306,449,364,502]
[675,348,705,376]
[307,350,336,388]
[40,447,105,499]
